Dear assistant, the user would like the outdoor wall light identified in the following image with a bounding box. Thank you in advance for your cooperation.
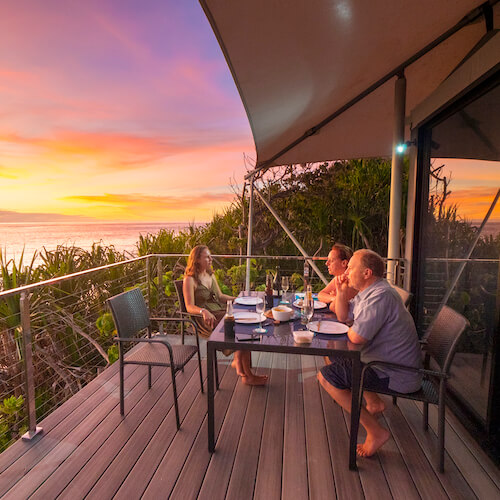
[395,140,416,154]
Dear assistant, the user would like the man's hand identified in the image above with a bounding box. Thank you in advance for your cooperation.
[334,273,350,295]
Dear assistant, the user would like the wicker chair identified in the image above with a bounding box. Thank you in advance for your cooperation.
[107,287,204,429]
[355,305,468,472]
[174,279,219,388]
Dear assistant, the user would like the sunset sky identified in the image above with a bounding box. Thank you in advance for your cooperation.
[0,0,254,223]
[0,2,498,224]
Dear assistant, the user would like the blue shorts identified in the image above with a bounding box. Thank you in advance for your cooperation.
[320,357,390,392]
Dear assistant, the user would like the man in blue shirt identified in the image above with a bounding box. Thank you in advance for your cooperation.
[317,249,422,457]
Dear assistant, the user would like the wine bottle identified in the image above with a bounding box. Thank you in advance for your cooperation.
[273,266,281,298]
[265,273,274,309]
[224,300,235,339]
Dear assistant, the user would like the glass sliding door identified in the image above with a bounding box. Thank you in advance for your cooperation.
[414,77,499,432]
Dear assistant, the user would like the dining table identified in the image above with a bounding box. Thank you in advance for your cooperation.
[206,291,362,470]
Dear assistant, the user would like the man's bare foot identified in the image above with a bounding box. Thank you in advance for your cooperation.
[231,359,244,377]
[323,356,332,366]
[365,400,386,416]
[356,428,390,457]
[241,374,268,386]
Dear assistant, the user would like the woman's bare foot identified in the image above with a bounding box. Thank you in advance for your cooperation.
[365,400,386,416]
[241,374,268,386]
[356,428,390,457]
[231,359,244,377]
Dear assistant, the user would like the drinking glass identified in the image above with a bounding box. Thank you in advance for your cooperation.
[281,276,290,304]
[303,297,314,329]
[253,298,267,334]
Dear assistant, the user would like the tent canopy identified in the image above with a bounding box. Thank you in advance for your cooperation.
[200,0,499,172]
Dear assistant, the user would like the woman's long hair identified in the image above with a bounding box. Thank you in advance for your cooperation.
[185,245,213,278]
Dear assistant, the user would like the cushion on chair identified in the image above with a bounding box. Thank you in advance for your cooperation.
[125,342,198,369]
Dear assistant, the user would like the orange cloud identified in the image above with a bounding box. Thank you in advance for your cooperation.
[62,191,234,209]
[446,186,500,221]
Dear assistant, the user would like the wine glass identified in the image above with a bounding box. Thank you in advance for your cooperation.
[281,276,290,303]
[253,298,267,334]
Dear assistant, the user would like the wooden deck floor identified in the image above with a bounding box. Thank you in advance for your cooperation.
[0,350,499,499]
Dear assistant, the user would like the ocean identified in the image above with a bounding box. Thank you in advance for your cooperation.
[0,222,198,263]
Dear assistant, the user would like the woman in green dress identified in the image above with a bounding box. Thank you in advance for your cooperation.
[183,245,267,385]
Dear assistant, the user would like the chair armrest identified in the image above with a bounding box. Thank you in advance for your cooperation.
[150,317,199,336]
[178,311,203,319]
[362,360,446,381]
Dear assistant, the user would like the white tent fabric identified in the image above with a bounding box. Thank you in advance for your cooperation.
[200,0,499,169]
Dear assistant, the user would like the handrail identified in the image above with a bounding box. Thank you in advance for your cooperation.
[0,253,410,298]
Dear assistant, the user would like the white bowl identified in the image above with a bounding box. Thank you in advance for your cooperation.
[271,305,293,321]
[293,330,314,343]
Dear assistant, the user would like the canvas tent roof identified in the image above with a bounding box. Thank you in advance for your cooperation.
[200,0,500,172]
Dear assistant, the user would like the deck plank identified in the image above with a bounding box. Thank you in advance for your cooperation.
[141,359,238,499]
[396,398,477,500]
[25,365,172,500]
[85,361,202,499]
[316,357,364,500]
[301,355,336,499]
[0,364,144,498]
[422,402,500,499]
[375,409,421,500]
[0,351,496,500]
[343,408,393,500]
[198,352,269,499]
[57,362,195,499]
[435,402,500,490]
[382,399,448,499]
[112,360,228,500]
[224,352,272,500]
[253,352,287,500]
[282,353,309,500]
[0,359,122,475]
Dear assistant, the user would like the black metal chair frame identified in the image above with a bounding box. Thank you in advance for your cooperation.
[356,305,468,472]
[174,279,219,388]
[107,287,204,429]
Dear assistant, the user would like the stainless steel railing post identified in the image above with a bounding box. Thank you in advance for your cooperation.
[146,256,151,315]
[20,291,42,440]
[157,257,164,334]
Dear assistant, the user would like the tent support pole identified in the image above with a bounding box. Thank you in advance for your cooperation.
[253,186,329,285]
[245,178,254,291]
[387,74,406,284]
[403,129,418,290]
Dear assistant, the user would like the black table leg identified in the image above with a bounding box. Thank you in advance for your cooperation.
[349,355,361,470]
[207,343,215,452]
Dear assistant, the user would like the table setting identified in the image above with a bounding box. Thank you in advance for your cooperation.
[228,289,349,345]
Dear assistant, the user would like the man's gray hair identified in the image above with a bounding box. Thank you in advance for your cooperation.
[358,249,385,278]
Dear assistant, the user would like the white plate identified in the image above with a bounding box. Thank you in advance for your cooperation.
[234,312,266,324]
[307,321,349,335]
[293,299,327,310]
[234,296,262,306]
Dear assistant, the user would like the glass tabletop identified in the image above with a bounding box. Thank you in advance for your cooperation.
[208,292,352,352]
